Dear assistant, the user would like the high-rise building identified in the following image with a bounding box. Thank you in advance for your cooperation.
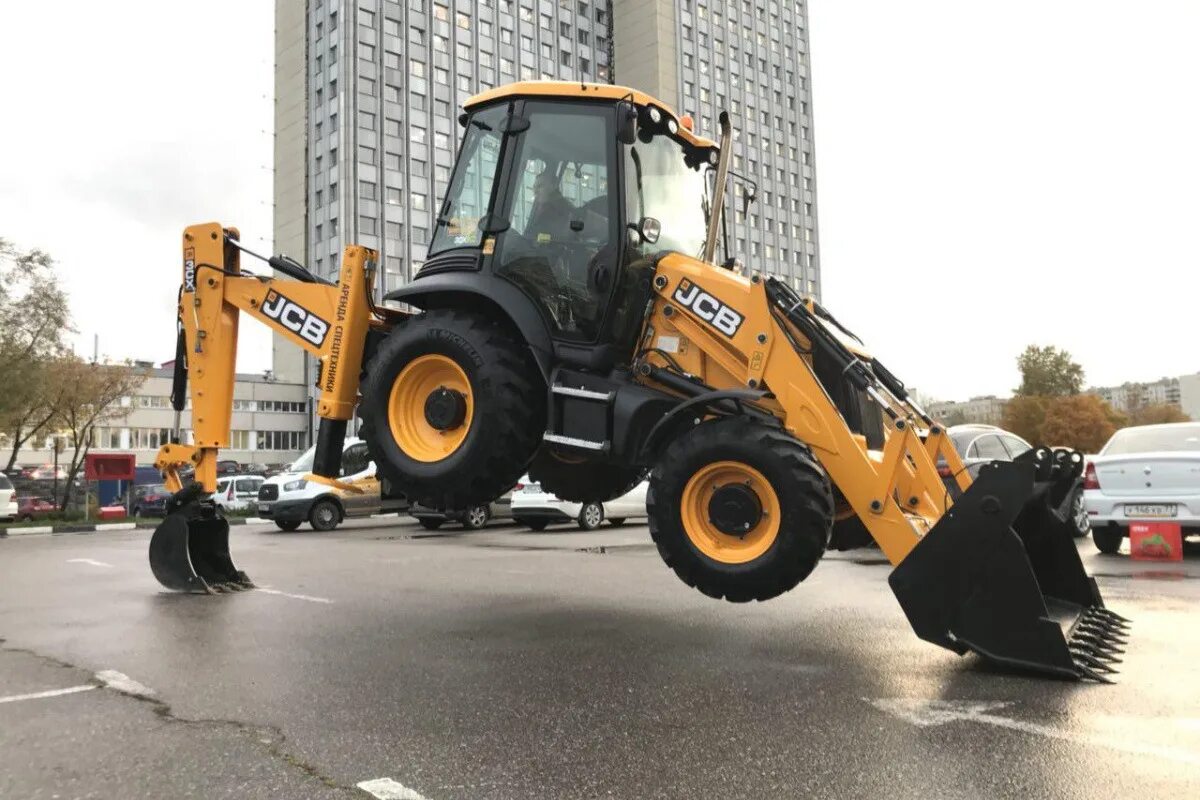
[615,0,820,296]
[273,0,819,386]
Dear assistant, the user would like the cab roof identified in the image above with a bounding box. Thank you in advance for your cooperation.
[464,80,718,150]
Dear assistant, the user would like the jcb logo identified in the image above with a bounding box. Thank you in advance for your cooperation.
[672,279,744,338]
[261,290,329,347]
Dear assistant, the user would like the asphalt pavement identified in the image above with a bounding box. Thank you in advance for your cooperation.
[1,518,1198,799]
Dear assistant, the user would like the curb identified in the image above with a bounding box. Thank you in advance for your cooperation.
[0,516,270,538]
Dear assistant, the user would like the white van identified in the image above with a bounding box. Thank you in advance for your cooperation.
[212,475,265,512]
[255,438,407,532]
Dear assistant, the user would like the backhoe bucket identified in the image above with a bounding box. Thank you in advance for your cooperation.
[889,448,1128,681]
[149,485,252,593]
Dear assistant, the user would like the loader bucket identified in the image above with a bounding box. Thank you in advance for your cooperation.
[149,485,252,593]
[889,448,1128,681]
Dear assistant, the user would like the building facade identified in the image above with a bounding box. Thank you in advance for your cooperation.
[927,395,1007,427]
[273,0,821,385]
[1089,377,1182,415]
[1,368,311,471]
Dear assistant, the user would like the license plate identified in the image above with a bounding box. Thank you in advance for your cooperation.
[258,503,272,513]
[1125,504,1176,518]
[524,483,541,493]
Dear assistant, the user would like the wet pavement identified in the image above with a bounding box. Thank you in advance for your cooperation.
[1,519,1198,799]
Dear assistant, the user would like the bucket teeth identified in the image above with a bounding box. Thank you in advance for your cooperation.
[1066,605,1131,680]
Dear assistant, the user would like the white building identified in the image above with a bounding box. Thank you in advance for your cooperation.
[927,395,1007,426]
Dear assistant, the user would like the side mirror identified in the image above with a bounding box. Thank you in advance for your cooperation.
[616,100,637,145]
[638,217,662,244]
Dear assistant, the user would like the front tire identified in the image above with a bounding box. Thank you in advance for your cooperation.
[309,499,340,532]
[648,417,833,603]
[359,309,544,510]
[275,520,302,532]
[577,501,604,531]
[1093,525,1123,554]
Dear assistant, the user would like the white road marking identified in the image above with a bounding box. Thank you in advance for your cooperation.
[95,670,155,699]
[356,777,431,800]
[867,698,1200,766]
[0,685,96,705]
[257,587,334,604]
[67,558,113,568]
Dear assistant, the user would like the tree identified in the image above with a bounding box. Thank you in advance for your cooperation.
[1001,395,1050,444]
[1039,395,1120,453]
[1014,345,1085,397]
[48,358,145,512]
[0,239,72,469]
[1129,403,1191,426]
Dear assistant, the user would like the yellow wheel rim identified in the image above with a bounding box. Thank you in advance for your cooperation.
[680,461,781,564]
[387,354,474,463]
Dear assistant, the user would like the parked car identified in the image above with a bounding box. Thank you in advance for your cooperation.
[213,475,265,512]
[0,474,17,521]
[257,438,408,532]
[132,484,171,517]
[409,488,515,531]
[1084,422,1200,554]
[512,476,648,531]
[216,460,241,476]
[940,425,1089,537]
[28,465,68,481]
[17,496,57,521]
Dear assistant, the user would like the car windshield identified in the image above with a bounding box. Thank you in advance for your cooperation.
[287,446,316,473]
[1103,424,1200,455]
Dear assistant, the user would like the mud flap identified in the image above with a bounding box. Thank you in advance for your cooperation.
[149,484,252,593]
[888,448,1129,681]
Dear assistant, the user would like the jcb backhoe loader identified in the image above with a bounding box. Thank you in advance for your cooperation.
[150,81,1127,680]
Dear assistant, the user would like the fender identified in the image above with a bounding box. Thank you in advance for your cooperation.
[638,388,774,462]
[385,272,554,380]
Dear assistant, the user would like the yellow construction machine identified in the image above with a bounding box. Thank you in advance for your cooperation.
[150,82,1127,680]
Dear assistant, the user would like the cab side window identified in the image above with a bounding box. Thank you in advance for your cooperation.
[340,443,371,477]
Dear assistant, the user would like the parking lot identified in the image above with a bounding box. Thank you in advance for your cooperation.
[2,518,1198,799]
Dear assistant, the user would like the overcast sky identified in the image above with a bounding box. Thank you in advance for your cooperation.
[2,1,1197,400]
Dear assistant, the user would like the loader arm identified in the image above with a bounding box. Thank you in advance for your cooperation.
[154,222,382,495]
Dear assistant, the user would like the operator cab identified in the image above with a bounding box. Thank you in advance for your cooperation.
[424,82,720,365]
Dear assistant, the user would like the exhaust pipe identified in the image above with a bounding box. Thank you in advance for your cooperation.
[702,111,733,266]
[889,447,1128,681]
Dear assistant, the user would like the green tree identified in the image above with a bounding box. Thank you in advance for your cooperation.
[1014,345,1084,397]
[48,358,145,512]
[0,238,72,469]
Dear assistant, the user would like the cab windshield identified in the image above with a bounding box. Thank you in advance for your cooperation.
[429,104,507,257]
[623,127,711,261]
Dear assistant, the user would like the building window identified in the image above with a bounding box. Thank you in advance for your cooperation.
[360,216,377,235]
[360,181,377,200]
[411,192,427,210]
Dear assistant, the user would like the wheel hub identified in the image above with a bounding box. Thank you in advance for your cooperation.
[708,483,763,535]
[424,387,468,431]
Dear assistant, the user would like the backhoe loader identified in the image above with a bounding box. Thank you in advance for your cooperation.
[150,81,1127,680]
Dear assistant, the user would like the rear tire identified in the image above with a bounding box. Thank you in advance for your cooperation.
[461,505,490,530]
[527,450,645,503]
[648,417,833,603]
[1069,489,1091,538]
[309,499,340,532]
[359,308,544,510]
[417,518,444,531]
[1093,525,1123,554]
[577,501,604,531]
[275,520,302,532]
